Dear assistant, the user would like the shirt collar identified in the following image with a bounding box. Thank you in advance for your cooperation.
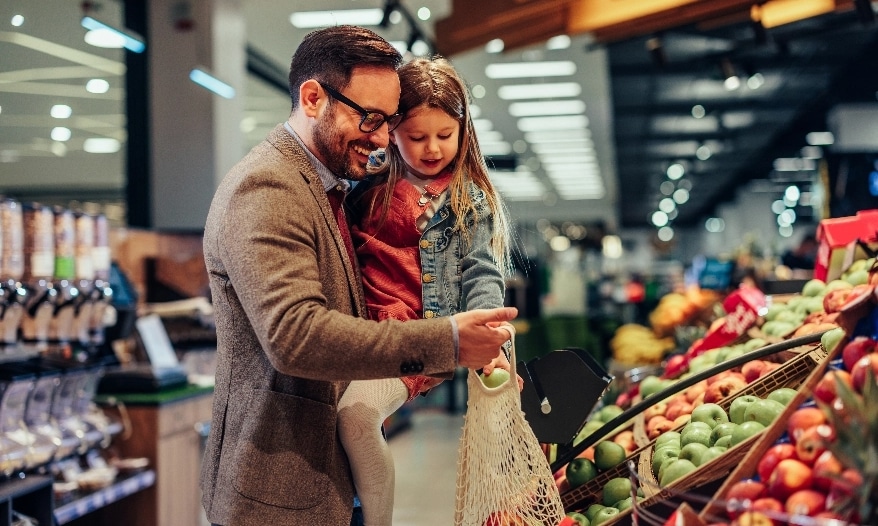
[283,121,350,193]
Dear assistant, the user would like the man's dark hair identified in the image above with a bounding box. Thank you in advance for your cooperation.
[288,25,402,110]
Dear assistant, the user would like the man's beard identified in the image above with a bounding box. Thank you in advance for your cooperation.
[313,111,370,181]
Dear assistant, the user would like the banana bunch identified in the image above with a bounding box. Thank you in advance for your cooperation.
[611,323,676,365]
[649,286,720,337]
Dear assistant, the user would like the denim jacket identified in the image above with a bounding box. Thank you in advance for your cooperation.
[419,184,506,319]
[349,178,506,319]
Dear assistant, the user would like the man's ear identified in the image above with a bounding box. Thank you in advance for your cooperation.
[299,79,324,119]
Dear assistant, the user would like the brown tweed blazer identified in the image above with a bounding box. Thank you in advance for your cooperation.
[200,124,457,525]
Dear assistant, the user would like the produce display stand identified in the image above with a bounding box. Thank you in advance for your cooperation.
[556,333,828,516]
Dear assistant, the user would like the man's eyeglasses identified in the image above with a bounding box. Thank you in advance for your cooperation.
[318,82,403,133]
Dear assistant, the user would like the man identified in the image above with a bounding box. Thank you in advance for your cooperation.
[200,25,517,526]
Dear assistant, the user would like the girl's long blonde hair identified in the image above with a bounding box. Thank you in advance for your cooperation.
[367,56,513,276]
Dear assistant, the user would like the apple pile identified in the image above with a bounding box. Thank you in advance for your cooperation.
[558,432,638,493]
[562,477,646,525]
[716,331,875,525]
[649,389,795,487]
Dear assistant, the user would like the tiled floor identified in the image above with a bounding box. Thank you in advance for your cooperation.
[389,409,464,525]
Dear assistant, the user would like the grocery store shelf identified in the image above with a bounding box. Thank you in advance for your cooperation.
[54,469,156,525]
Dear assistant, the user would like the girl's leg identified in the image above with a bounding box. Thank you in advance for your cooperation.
[338,378,409,526]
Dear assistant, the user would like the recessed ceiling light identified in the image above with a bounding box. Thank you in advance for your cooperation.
[525,130,591,144]
[51,127,71,142]
[667,163,685,180]
[659,198,676,213]
[289,9,383,28]
[546,35,571,50]
[530,142,594,155]
[517,115,589,132]
[691,105,706,118]
[471,85,486,99]
[11,15,24,27]
[51,105,72,119]
[658,226,674,241]
[472,119,493,132]
[417,7,431,21]
[485,61,576,79]
[539,155,598,166]
[476,130,503,142]
[806,131,834,146]
[508,100,585,117]
[86,79,110,94]
[485,39,504,53]
[480,141,511,156]
[497,82,582,100]
[83,138,121,153]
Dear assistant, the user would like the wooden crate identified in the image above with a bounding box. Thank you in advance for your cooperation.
[697,342,836,522]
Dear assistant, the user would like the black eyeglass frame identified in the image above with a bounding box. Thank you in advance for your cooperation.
[318,82,403,133]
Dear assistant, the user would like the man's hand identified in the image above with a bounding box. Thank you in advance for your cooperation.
[454,307,518,369]
[480,325,524,391]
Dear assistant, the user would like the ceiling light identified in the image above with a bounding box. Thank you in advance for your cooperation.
[696,144,712,160]
[289,9,383,28]
[784,185,801,202]
[667,163,685,180]
[549,236,571,252]
[660,181,675,195]
[471,85,486,99]
[476,130,503,142]
[488,170,546,200]
[410,39,430,56]
[524,129,591,143]
[481,142,512,156]
[705,218,725,233]
[539,154,598,166]
[652,211,669,227]
[657,226,674,241]
[81,16,145,53]
[530,142,594,155]
[806,131,834,145]
[517,115,588,132]
[508,100,586,117]
[83,138,121,153]
[512,140,528,154]
[721,58,740,90]
[497,82,582,101]
[11,15,24,27]
[603,236,622,259]
[546,35,571,50]
[659,198,676,213]
[51,142,67,156]
[190,67,236,99]
[86,79,110,94]
[51,105,72,119]
[51,127,71,142]
[801,145,823,159]
[485,39,504,53]
[472,119,493,132]
[673,188,690,204]
[469,105,481,119]
[417,7,431,21]
[691,105,706,118]
[747,73,765,90]
[485,61,576,79]
[773,158,815,171]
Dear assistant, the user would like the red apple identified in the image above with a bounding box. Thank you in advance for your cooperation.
[785,488,827,517]
[786,407,826,444]
[794,425,829,465]
[703,375,748,404]
[851,353,878,393]
[646,416,675,440]
[841,336,877,371]
[750,497,784,526]
[823,287,852,313]
[757,443,797,482]
[742,360,769,383]
[767,459,813,500]
[724,479,767,518]
[643,401,668,420]
[812,450,844,491]
[685,380,709,403]
[665,401,694,422]
[812,369,853,404]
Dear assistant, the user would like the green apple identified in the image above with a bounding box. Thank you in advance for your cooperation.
[639,375,666,399]
[730,420,765,446]
[597,404,624,423]
[573,420,605,446]
[679,442,709,466]
[566,457,599,489]
[602,477,633,506]
[680,422,712,447]
[655,431,682,450]
[584,504,606,521]
[690,403,730,429]
[801,278,826,297]
[699,446,727,466]
[591,507,620,525]
[566,511,589,526]
[479,368,510,388]
[744,338,768,352]
[766,387,798,406]
[742,398,786,427]
[660,458,697,486]
[821,327,846,354]
[651,447,680,476]
[729,395,761,424]
[612,496,634,511]
[709,422,738,446]
[713,434,733,448]
[657,456,680,482]
[688,353,716,373]
[594,440,627,471]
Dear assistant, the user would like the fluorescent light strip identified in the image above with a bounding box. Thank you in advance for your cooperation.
[497,82,582,100]
[190,68,236,99]
[476,130,504,142]
[81,16,145,53]
[508,100,586,117]
[531,143,594,154]
[525,129,591,143]
[485,61,576,79]
[472,119,494,132]
[481,142,512,156]
[517,115,589,132]
[83,137,121,153]
[545,165,601,174]
[539,155,598,165]
[290,9,384,28]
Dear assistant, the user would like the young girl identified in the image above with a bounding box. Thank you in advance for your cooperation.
[337,56,515,525]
